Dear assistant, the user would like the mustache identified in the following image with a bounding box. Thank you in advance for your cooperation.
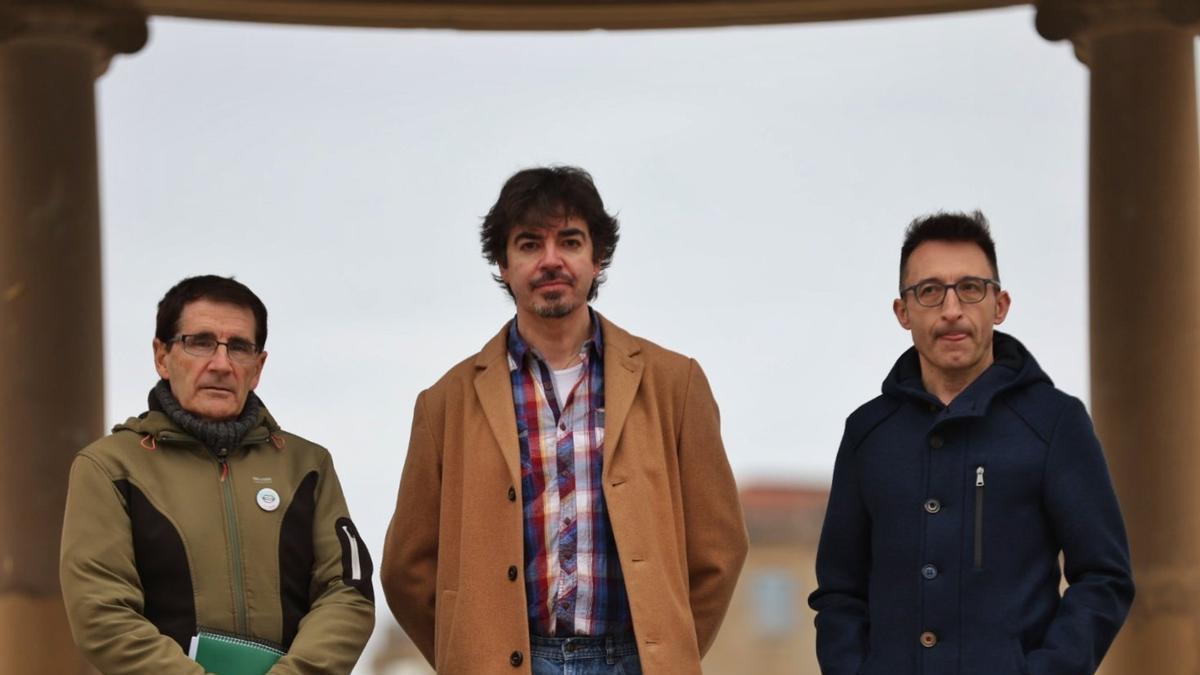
[532,270,575,287]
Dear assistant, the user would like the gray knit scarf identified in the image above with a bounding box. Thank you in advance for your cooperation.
[151,379,263,456]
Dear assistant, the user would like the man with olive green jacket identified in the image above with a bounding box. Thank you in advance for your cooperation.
[60,275,374,674]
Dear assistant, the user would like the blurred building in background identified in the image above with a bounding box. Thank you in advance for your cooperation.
[704,484,827,675]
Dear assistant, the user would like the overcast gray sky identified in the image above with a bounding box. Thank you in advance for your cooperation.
[97,5,1096,665]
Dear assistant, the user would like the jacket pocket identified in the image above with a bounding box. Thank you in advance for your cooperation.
[435,589,459,668]
[974,465,986,570]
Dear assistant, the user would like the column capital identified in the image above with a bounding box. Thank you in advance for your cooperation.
[1036,0,1200,42]
[0,3,146,72]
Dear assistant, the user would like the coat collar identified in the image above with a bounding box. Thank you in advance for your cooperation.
[473,326,521,486]
[881,331,1052,421]
[115,398,278,450]
[471,311,645,484]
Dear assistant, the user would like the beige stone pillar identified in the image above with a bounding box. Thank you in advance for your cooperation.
[0,5,144,672]
[1037,1,1200,673]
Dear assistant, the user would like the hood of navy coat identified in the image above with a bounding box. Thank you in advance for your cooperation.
[880,331,1053,415]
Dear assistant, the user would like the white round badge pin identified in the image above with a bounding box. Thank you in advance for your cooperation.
[256,488,280,512]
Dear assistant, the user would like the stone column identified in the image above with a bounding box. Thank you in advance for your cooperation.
[0,5,145,672]
[1037,1,1200,673]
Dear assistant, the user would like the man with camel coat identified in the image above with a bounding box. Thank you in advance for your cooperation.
[382,166,748,674]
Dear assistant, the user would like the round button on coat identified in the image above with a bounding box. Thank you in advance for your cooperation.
[920,631,938,648]
[929,435,944,449]
[921,564,939,580]
[510,651,524,667]
[924,499,941,514]
[507,565,518,581]
[507,486,517,502]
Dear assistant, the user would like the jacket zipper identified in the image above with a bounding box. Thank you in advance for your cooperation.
[342,525,363,581]
[974,466,985,570]
[217,450,249,634]
[155,431,263,634]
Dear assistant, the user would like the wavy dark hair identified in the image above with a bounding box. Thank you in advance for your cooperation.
[480,166,620,301]
[900,210,999,287]
[156,275,268,349]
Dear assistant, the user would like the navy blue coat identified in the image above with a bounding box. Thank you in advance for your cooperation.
[809,333,1134,675]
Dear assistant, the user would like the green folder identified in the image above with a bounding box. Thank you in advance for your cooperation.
[188,629,284,675]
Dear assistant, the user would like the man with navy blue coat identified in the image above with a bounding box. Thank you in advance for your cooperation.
[809,212,1134,675]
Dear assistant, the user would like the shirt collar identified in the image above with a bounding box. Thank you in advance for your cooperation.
[507,308,603,371]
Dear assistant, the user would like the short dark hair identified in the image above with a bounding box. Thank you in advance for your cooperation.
[480,166,620,301]
[156,275,268,349]
[900,210,999,287]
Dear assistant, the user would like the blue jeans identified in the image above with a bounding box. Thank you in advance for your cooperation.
[529,634,642,675]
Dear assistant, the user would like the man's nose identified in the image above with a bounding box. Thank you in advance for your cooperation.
[538,242,565,267]
[940,288,964,318]
[207,344,235,370]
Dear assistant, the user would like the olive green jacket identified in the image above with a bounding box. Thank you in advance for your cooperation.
[60,404,374,674]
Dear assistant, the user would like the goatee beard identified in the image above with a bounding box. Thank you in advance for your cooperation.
[533,295,576,319]
[530,289,576,317]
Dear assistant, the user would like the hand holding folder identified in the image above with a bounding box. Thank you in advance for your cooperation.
[188,629,285,675]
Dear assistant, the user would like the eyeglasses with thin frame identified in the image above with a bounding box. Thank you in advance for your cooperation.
[168,333,260,364]
[900,276,1000,308]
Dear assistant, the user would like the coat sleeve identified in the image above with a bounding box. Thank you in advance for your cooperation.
[807,422,872,675]
[677,359,749,656]
[59,454,207,675]
[1024,398,1135,675]
[380,390,441,665]
[270,453,375,675]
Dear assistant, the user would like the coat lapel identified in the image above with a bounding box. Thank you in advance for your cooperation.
[600,316,644,468]
[473,325,522,487]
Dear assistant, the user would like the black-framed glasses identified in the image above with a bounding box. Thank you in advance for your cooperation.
[169,333,259,364]
[901,276,1000,307]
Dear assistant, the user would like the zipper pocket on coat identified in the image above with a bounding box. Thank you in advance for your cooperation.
[974,465,985,570]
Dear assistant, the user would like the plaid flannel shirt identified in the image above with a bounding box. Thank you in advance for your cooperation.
[507,314,632,637]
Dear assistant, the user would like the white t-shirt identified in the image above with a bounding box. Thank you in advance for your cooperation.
[552,362,585,410]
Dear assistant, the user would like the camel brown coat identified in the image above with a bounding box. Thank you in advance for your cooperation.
[381,316,748,674]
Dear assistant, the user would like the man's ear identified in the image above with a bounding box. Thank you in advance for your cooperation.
[893,297,911,329]
[153,338,170,380]
[994,289,1012,326]
[248,351,267,391]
